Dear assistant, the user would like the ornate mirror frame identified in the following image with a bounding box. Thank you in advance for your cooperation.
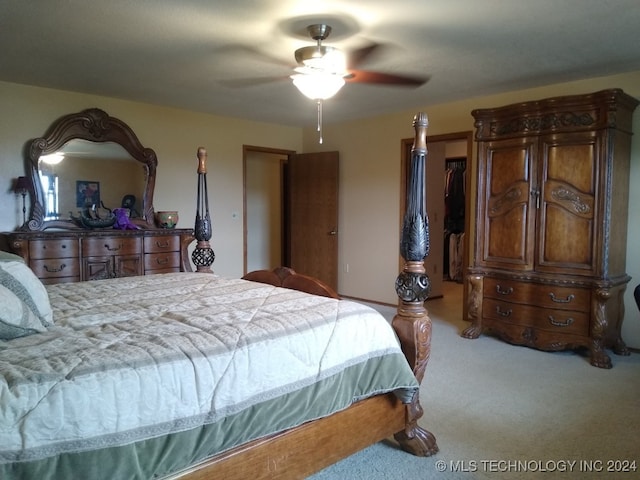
[24,108,157,231]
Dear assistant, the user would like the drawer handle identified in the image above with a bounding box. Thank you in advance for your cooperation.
[155,241,170,248]
[549,293,575,304]
[496,285,513,295]
[549,316,575,327]
[496,306,512,317]
[156,257,169,265]
[104,244,122,252]
[44,263,66,273]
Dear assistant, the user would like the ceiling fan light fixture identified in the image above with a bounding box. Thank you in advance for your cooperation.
[40,152,65,165]
[291,73,345,100]
[306,50,346,73]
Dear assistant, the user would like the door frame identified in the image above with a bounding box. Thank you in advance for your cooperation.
[242,145,295,275]
[400,131,473,315]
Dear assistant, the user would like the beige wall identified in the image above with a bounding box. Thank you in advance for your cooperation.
[2,72,640,349]
[302,70,640,348]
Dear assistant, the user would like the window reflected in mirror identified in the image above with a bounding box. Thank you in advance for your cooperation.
[39,172,59,220]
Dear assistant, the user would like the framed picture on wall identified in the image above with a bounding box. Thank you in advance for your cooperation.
[76,180,100,208]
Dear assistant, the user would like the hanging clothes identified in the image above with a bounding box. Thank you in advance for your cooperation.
[444,159,466,281]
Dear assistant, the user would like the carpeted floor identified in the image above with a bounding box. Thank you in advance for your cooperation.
[309,282,640,479]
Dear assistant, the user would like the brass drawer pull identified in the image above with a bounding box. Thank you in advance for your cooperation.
[496,306,512,317]
[496,285,513,295]
[156,257,169,265]
[549,316,575,327]
[155,240,170,248]
[549,292,575,303]
[44,263,66,273]
[104,243,122,252]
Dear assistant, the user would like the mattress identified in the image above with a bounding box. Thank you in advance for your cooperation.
[0,272,418,479]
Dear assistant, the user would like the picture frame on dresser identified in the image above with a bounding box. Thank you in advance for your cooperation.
[1,108,194,283]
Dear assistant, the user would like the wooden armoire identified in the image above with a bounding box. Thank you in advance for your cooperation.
[463,89,638,368]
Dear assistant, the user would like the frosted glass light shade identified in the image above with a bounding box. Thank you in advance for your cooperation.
[291,73,345,100]
[40,153,65,165]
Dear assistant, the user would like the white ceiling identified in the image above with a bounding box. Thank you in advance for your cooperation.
[2,0,640,127]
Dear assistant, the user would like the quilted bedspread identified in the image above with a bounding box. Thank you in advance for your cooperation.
[0,272,418,479]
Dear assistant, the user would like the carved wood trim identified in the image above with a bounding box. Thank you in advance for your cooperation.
[242,266,339,299]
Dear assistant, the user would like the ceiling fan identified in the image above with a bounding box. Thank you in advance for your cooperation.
[291,23,428,94]
[287,24,429,142]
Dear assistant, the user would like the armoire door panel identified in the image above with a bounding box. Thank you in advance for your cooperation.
[487,143,533,195]
[479,140,535,269]
[544,141,597,194]
[537,135,597,275]
[485,204,530,266]
[539,204,594,270]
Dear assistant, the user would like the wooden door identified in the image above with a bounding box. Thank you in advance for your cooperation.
[536,132,598,275]
[287,151,339,291]
[477,137,537,271]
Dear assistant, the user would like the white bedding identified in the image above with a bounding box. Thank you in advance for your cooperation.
[0,272,418,471]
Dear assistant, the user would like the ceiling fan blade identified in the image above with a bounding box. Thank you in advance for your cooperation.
[347,42,384,69]
[215,44,292,68]
[346,70,429,87]
[218,75,290,88]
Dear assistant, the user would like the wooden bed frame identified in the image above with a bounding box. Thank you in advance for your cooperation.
[242,266,341,299]
[168,113,438,479]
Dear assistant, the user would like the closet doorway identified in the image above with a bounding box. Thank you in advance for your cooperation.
[400,131,472,300]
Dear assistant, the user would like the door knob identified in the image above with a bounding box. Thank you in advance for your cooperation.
[329,229,337,235]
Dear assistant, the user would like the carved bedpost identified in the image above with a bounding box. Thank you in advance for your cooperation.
[192,147,215,273]
[392,112,438,457]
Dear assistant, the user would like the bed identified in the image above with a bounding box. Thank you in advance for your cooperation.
[0,112,437,479]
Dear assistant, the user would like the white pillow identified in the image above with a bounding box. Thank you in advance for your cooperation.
[0,254,53,330]
[0,285,48,339]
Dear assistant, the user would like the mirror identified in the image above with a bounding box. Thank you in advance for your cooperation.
[23,108,157,231]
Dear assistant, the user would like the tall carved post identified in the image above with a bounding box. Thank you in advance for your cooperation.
[392,112,438,456]
[192,147,215,273]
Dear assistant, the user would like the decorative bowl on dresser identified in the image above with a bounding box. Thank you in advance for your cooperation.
[2,108,194,282]
[463,89,638,368]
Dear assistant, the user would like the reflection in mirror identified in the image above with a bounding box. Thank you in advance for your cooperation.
[23,108,157,231]
[37,140,146,221]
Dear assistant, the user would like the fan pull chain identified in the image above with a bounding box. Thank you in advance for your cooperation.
[317,99,323,144]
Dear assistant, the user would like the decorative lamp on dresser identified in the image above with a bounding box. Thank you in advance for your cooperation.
[462,89,638,368]
[1,108,194,284]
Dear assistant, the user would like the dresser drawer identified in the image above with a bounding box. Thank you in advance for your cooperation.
[482,298,589,336]
[82,237,142,256]
[144,252,181,271]
[29,239,79,259]
[40,276,80,285]
[483,277,590,312]
[30,258,81,280]
[144,235,180,253]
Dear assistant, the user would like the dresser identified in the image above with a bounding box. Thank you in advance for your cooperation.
[463,89,638,368]
[1,229,194,284]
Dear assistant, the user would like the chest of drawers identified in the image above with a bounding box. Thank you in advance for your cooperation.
[1,229,194,284]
